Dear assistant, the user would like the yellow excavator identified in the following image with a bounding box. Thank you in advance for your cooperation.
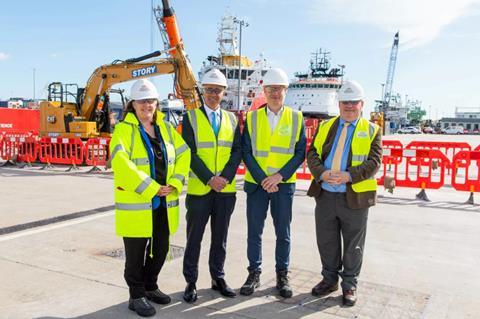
[39,0,202,139]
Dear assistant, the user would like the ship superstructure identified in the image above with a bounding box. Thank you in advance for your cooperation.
[198,13,269,111]
[285,49,344,118]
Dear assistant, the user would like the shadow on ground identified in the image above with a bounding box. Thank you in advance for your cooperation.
[34,288,341,319]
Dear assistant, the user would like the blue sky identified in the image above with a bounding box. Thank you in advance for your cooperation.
[1,0,480,118]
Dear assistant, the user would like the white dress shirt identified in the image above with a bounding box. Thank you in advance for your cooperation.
[204,106,221,128]
[266,106,284,134]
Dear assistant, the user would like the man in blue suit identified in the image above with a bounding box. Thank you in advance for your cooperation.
[240,68,306,298]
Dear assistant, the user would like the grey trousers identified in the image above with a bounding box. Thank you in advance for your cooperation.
[314,190,369,290]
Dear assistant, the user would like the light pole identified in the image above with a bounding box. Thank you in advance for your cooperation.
[33,68,36,101]
[233,18,248,110]
[380,83,385,112]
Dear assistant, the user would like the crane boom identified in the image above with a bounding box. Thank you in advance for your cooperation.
[383,32,399,107]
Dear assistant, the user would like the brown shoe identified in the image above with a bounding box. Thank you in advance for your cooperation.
[342,288,357,306]
[311,280,339,297]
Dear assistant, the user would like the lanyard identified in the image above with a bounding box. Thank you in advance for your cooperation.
[139,124,162,209]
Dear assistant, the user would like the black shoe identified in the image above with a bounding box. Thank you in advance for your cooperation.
[183,282,198,303]
[311,280,339,297]
[212,278,236,297]
[342,288,357,306]
[128,297,156,317]
[276,270,293,298]
[146,288,171,304]
[239,270,261,296]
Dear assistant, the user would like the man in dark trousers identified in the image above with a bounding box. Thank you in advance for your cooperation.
[182,69,242,302]
[240,68,306,298]
[306,80,382,306]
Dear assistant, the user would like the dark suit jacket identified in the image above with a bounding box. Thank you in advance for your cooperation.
[306,117,382,209]
[182,106,242,195]
[242,107,307,194]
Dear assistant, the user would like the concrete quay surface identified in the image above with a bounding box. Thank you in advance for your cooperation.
[0,163,479,319]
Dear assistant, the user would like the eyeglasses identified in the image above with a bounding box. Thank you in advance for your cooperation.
[135,98,157,104]
[340,100,361,106]
[203,87,224,95]
[265,86,286,93]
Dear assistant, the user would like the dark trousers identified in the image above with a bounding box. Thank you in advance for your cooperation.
[246,184,294,272]
[314,191,368,290]
[183,192,236,283]
[123,206,170,299]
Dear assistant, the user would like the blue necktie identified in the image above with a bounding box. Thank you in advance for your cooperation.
[211,112,219,136]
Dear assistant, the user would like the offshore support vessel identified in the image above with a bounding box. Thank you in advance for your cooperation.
[285,49,345,118]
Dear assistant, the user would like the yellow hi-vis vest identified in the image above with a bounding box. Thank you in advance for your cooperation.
[313,116,379,193]
[110,112,191,237]
[245,106,303,184]
[186,108,238,195]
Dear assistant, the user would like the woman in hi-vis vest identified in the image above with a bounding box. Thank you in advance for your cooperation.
[109,79,190,317]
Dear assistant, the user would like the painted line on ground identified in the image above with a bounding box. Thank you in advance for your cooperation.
[0,211,114,242]
[0,206,115,241]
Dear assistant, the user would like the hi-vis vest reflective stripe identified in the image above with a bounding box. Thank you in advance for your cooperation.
[110,112,190,237]
[186,108,237,195]
[245,106,302,184]
[313,116,379,193]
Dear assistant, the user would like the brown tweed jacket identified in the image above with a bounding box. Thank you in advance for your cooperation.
[306,117,382,209]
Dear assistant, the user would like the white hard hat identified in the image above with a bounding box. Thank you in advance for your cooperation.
[263,68,289,87]
[201,69,228,88]
[130,79,159,100]
[338,80,364,101]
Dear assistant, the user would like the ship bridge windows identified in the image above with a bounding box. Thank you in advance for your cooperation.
[289,83,340,89]
[227,70,236,79]
[226,69,253,80]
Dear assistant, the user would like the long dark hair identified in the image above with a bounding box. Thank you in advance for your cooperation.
[123,99,160,124]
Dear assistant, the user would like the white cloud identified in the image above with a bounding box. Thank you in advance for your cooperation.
[309,0,480,49]
[0,52,9,60]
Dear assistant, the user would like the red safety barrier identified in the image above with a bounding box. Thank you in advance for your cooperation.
[382,140,403,166]
[296,160,311,180]
[2,131,35,139]
[0,135,20,162]
[305,118,320,147]
[16,136,40,164]
[451,151,480,193]
[85,138,110,167]
[382,139,403,149]
[0,134,4,160]
[233,110,246,133]
[378,148,450,190]
[236,162,246,175]
[405,141,471,174]
[39,137,85,165]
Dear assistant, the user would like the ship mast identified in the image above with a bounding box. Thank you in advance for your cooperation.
[217,12,239,56]
[295,49,344,79]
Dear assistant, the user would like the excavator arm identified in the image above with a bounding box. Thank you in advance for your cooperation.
[80,0,201,130]
[160,0,202,110]
[80,57,176,124]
